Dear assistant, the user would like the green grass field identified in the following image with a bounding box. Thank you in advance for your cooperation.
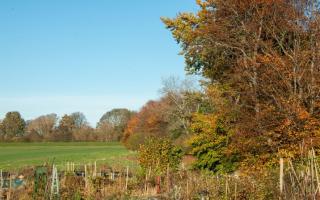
[0,142,137,170]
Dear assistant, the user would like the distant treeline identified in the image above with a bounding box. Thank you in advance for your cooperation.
[0,77,202,148]
[0,109,135,142]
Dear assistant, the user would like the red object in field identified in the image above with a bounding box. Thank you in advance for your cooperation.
[156,176,161,194]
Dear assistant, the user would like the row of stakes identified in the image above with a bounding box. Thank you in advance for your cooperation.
[0,161,131,200]
[65,161,130,181]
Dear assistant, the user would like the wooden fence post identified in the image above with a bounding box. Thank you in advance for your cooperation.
[85,164,88,189]
[125,166,129,191]
[166,164,170,194]
[280,158,284,196]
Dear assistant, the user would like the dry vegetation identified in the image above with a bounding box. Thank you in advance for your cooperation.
[1,151,320,200]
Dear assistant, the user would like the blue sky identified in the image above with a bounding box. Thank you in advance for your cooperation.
[0,0,198,126]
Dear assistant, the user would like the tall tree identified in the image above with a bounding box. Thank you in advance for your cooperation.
[97,108,135,141]
[160,76,204,135]
[123,98,171,149]
[57,114,75,141]
[71,112,89,129]
[98,109,134,129]
[96,121,114,141]
[1,112,26,139]
[26,113,58,136]
[163,0,320,166]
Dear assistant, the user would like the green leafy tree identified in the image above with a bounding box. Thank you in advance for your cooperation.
[189,113,237,173]
[57,114,75,141]
[139,137,183,175]
[1,111,26,139]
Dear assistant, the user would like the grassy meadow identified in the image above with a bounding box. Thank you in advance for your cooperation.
[0,142,137,170]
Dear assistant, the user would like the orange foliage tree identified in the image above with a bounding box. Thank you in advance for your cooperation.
[163,0,320,166]
[123,98,171,149]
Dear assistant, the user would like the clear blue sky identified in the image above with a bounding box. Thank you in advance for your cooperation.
[0,0,198,126]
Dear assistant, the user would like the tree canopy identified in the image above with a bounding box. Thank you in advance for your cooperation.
[0,112,26,139]
[163,0,320,168]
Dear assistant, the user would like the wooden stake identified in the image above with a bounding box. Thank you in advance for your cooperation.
[7,174,11,200]
[85,164,88,189]
[166,164,170,194]
[235,181,237,200]
[148,167,151,195]
[186,179,189,199]
[94,161,97,177]
[0,169,2,189]
[225,176,229,199]
[280,158,284,195]
[313,148,320,196]
[145,170,148,194]
[125,166,129,191]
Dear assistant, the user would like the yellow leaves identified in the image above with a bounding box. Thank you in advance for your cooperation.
[196,0,211,9]
[191,113,217,135]
[139,138,182,175]
[257,54,272,64]
[256,54,287,69]
[196,0,203,6]
[161,10,200,47]
[278,148,296,159]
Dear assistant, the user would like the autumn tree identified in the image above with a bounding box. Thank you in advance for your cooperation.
[26,114,58,138]
[163,0,320,167]
[96,121,113,141]
[124,98,172,149]
[160,76,207,137]
[97,108,135,141]
[71,112,89,129]
[57,114,75,141]
[0,111,26,140]
[68,112,97,141]
[124,79,209,149]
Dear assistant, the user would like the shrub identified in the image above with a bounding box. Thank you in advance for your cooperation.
[124,132,146,150]
[189,113,238,173]
[138,137,183,175]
